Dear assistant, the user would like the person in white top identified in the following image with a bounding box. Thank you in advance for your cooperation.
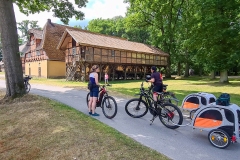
[88,65,100,116]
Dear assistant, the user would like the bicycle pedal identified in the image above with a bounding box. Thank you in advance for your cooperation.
[150,120,154,125]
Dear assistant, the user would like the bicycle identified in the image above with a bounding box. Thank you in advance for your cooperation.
[24,75,32,93]
[125,82,183,129]
[86,85,118,119]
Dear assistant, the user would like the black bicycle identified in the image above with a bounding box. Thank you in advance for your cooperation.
[125,82,183,129]
[161,84,180,106]
[86,85,118,119]
[24,75,32,93]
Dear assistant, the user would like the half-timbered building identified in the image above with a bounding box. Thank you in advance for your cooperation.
[24,19,67,78]
[57,29,169,81]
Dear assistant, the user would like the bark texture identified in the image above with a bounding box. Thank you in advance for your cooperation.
[210,71,215,79]
[165,56,171,78]
[220,70,228,83]
[0,0,25,97]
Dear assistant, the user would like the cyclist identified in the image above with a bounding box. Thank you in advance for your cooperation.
[88,65,100,116]
[146,66,163,107]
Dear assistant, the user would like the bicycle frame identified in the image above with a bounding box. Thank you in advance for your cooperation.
[136,82,165,108]
[96,85,108,107]
[135,83,151,106]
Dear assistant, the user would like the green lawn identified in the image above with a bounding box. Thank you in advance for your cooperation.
[108,77,240,106]
[1,73,239,105]
[29,76,240,106]
[0,90,169,160]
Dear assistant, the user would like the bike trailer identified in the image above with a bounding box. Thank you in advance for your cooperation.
[181,92,216,111]
[191,102,240,149]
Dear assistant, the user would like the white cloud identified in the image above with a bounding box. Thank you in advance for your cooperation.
[13,0,129,28]
[83,0,128,20]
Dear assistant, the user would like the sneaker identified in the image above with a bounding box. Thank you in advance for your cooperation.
[89,112,92,115]
[91,113,100,116]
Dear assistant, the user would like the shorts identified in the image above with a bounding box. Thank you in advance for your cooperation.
[153,84,163,93]
[90,87,99,97]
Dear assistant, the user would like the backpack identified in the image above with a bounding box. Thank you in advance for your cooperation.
[216,93,230,106]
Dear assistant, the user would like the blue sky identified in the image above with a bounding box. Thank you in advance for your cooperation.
[14,0,129,28]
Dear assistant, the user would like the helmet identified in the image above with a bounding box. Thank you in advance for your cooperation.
[146,75,151,80]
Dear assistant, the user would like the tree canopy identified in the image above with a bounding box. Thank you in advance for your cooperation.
[17,20,41,42]
[14,0,87,24]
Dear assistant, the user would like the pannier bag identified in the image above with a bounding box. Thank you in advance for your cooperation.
[216,93,230,106]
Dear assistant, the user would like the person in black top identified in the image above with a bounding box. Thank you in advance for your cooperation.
[146,66,163,107]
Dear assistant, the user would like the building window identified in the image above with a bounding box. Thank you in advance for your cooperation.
[111,50,115,57]
[72,47,76,55]
[36,50,40,56]
[72,38,76,47]
[81,47,85,58]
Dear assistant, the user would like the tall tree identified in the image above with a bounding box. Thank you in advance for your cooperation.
[190,0,240,82]
[174,1,197,77]
[87,16,150,43]
[17,20,41,42]
[125,0,186,78]
[0,34,2,61]
[87,18,115,35]
[73,25,82,29]
[0,0,87,97]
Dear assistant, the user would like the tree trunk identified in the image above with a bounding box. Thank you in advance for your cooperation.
[0,0,25,97]
[165,56,171,78]
[177,62,181,76]
[210,71,215,79]
[219,70,228,83]
[184,62,189,77]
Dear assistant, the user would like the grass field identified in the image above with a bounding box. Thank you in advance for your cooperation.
[0,90,169,160]
[0,74,239,159]
[28,76,240,106]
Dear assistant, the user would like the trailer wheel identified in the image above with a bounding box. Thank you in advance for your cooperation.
[208,129,231,149]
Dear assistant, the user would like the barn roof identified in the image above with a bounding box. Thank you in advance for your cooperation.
[28,29,43,39]
[57,28,169,56]
[23,19,168,61]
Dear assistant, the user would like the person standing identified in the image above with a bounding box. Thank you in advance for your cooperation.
[88,65,100,116]
[146,66,163,107]
[104,72,109,85]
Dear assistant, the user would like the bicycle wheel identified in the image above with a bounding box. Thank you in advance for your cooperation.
[86,92,90,106]
[125,98,148,118]
[208,129,231,149]
[102,96,117,119]
[25,83,31,93]
[159,103,183,129]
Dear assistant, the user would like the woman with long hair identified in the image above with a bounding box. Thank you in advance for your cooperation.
[88,65,100,116]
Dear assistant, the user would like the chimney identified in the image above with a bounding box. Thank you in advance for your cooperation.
[47,19,51,23]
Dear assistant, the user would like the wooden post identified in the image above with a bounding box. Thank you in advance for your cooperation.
[99,64,103,82]
[84,63,89,82]
[122,65,127,80]
[112,65,116,81]
[134,66,137,80]
[143,66,146,79]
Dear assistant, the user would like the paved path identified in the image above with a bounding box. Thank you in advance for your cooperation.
[0,80,239,160]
